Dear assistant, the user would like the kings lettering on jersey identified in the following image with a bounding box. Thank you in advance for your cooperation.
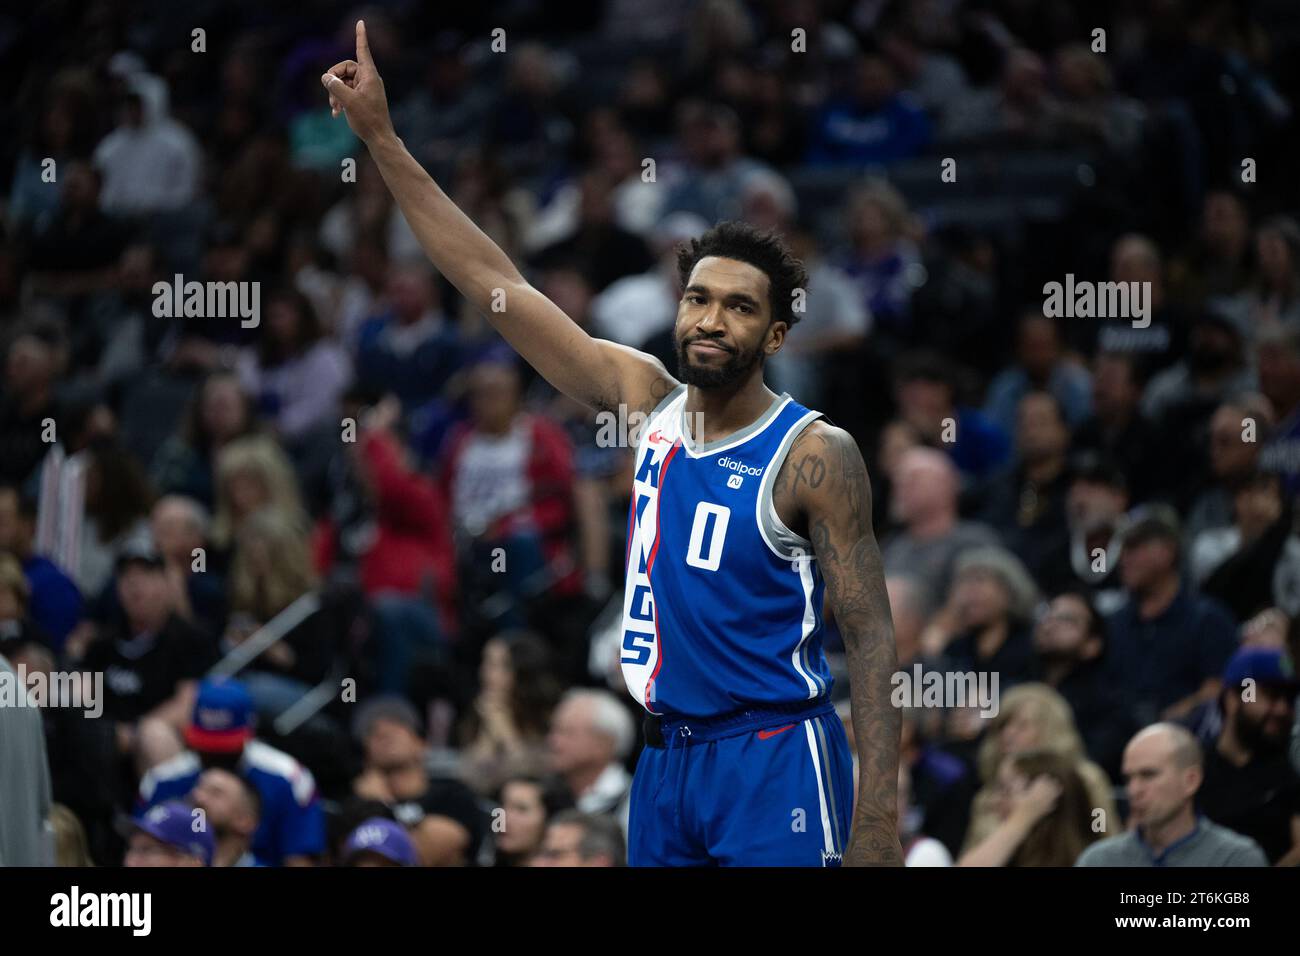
[619,385,836,719]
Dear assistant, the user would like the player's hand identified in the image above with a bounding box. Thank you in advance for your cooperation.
[322,20,394,145]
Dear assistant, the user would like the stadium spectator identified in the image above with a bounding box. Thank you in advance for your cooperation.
[148,494,227,634]
[1197,648,1300,865]
[150,370,259,511]
[924,546,1039,687]
[235,286,352,445]
[224,507,332,724]
[963,683,1116,853]
[838,180,923,343]
[352,695,490,866]
[1257,324,1300,498]
[983,313,1092,435]
[1140,309,1256,427]
[806,48,932,166]
[1106,504,1239,725]
[546,689,635,830]
[899,762,953,867]
[886,575,931,671]
[1035,453,1128,604]
[529,168,655,293]
[49,803,94,867]
[492,772,576,867]
[192,767,261,866]
[943,48,1061,144]
[0,554,51,662]
[1170,190,1253,306]
[883,447,999,612]
[1032,590,1138,782]
[138,678,325,866]
[892,353,1011,483]
[660,101,774,224]
[313,395,457,693]
[93,90,200,216]
[878,17,970,127]
[0,484,82,652]
[354,262,464,409]
[1071,350,1164,505]
[23,162,129,290]
[977,391,1074,579]
[1191,471,1300,621]
[78,537,216,773]
[318,155,422,274]
[1184,397,1275,545]
[1093,234,1189,375]
[1076,723,1267,866]
[441,358,581,624]
[1213,215,1300,340]
[342,817,419,867]
[958,749,1100,866]
[210,435,308,553]
[123,799,213,867]
[531,809,625,866]
[0,323,65,488]
[742,174,870,412]
[894,707,977,858]
[458,631,561,795]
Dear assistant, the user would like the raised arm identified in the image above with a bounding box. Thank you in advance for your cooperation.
[322,20,676,416]
[788,420,902,865]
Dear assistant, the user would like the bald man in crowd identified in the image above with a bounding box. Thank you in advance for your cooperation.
[1075,723,1266,866]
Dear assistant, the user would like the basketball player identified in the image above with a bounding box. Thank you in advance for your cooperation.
[323,21,901,865]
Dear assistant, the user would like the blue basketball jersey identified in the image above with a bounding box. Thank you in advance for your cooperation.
[620,385,834,718]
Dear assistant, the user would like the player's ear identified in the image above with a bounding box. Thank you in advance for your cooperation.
[765,319,788,355]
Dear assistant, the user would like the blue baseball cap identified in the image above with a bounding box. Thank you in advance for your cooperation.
[131,800,215,865]
[343,818,418,867]
[186,679,255,753]
[1223,647,1300,694]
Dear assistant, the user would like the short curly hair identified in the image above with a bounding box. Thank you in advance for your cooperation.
[676,220,809,330]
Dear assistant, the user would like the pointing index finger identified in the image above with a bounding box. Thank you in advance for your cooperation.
[356,19,373,68]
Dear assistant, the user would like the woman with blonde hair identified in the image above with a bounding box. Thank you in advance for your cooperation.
[961,682,1116,853]
[50,804,95,867]
[224,506,331,723]
[210,435,307,551]
[958,749,1102,867]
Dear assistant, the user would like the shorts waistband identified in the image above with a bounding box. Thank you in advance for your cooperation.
[644,698,836,747]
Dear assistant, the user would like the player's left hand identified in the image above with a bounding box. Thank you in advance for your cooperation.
[322,20,394,144]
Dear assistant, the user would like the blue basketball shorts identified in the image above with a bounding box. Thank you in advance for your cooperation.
[627,698,854,866]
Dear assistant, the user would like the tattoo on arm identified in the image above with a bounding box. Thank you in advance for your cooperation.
[794,424,901,865]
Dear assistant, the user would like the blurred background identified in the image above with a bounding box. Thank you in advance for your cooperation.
[2,0,1300,869]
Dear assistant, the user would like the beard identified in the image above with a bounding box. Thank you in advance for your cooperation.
[675,335,763,389]
[1234,707,1288,756]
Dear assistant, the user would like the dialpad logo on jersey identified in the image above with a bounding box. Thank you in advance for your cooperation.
[717,455,763,476]
[727,474,743,489]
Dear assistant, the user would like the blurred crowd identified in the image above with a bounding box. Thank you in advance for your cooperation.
[2,0,1300,868]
